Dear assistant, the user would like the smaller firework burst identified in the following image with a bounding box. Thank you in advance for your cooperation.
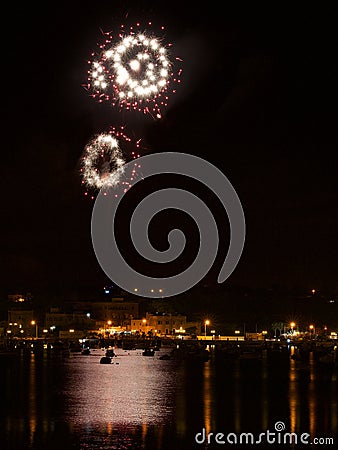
[81,132,125,190]
[80,128,142,200]
[86,22,182,119]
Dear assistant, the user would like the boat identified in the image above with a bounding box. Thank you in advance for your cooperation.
[142,349,155,356]
[100,356,112,364]
[105,347,115,357]
[215,345,240,360]
[122,341,136,350]
[170,346,210,362]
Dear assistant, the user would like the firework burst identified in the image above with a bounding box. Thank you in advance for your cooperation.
[81,133,125,190]
[86,22,182,119]
[80,127,142,199]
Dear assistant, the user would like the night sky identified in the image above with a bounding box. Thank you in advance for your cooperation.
[1,2,337,298]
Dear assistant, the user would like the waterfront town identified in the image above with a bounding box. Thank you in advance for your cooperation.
[1,285,337,382]
[1,286,337,344]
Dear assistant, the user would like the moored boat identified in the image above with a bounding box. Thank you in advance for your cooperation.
[105,347,115,357]
[100,356,112,364]
[142,349,155,356]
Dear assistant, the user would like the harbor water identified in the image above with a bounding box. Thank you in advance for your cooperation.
[0,344,337,449]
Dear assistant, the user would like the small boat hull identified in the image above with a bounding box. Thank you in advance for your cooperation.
[100,356,112,364]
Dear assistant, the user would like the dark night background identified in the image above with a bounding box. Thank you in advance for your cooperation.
[1,2,337,322]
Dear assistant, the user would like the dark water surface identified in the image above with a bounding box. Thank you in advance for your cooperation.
[0,346,337,449]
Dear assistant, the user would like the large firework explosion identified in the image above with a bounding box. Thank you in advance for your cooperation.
[86,22,182,119]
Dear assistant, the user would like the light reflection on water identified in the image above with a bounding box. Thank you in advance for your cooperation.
[62,349,178,425]
[0,346,337,449]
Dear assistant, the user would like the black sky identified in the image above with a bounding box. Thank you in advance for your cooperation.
[1,2,337,296]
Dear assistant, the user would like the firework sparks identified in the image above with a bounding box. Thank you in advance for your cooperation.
[80,128,142,199]
[80,132,125,190]
[87,22,182,119]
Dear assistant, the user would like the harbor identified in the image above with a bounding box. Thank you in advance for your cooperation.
[1,335,337,449]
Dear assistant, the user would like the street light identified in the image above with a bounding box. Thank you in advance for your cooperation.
[106,320,112,338]
[290,322,296,334]
[204,320,210,337]
[31,320,38,339]
[309,324,315,338]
